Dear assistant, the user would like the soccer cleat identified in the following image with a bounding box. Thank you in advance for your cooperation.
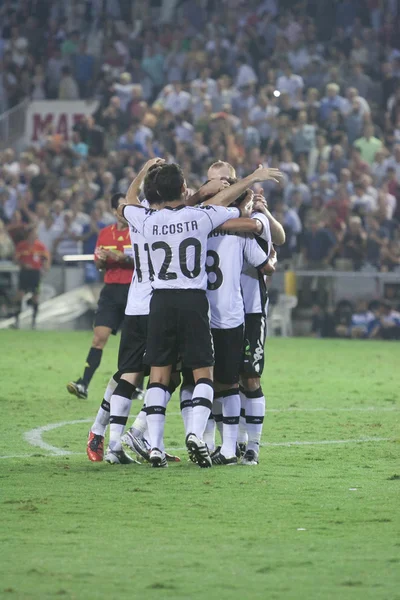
[86,431,104,462]
[185,433,212,468]
[121,430,150,462]
[211,450,238,466]
[149,448,168,468]
[104,447,140,465]
[165,452,181,463]
[241,449,259,466]
[210,445,221,458]
[238,442,247,457]
[67,380,88,400]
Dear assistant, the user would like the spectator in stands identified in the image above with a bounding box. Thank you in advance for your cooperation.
[58,66,79,100]
[354,123,383,165]
[340,216,367,270]
[376,301,400,339]
[348,300,377,339]
[52,211,83,263]
[0,218,14,260]
[0,0,399,291]
[302,216,337,269]
[319,83,345,123]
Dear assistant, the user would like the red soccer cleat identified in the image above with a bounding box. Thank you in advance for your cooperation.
[87,431,104,462]
[165,452,181,463]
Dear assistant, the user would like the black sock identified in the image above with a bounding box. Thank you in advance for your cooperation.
[14,301,22,326]
[31,300,38,327]
[82,347,103,386]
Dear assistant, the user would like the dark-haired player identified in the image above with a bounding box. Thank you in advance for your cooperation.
[67,193,133,400]
[121,162,282,467]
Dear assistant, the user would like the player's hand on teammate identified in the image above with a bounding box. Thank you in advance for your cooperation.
[252,164,283,184]
[238,189,254,217]
[253,194,268,215]
[201,178,230,197]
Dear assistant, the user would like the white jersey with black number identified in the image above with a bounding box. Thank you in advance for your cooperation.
[124,199,152,316]
[206,230,269,329]
[241,212,272,315]
[123,203,240,291]
[125,225,153,316]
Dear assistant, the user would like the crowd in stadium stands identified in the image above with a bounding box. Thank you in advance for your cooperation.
[0,0,400,282]
[311,295,400,340]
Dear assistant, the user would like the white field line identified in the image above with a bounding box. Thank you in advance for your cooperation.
[0,410,393,459]
[23,419,92,456]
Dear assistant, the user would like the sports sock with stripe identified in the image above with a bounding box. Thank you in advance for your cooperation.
[220,389,240,458]
[145,383,168,451]
[91,373,120,436]
[109,379,135,451]
[238,387,248,446]
[212,397,223,444]
[203,414,216,452]
[191,378,213,440]
[245,387,265,453]
[180,385,194,436]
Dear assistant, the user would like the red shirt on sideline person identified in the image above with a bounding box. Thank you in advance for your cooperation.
[16,239,50,270]
[94,224,133,284]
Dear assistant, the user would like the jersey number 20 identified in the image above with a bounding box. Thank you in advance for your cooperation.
[152,237,201,280]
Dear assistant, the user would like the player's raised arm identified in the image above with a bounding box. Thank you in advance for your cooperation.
[202,165,283,208]
[219,218,263,235]
[253,195,286,246]
[124,158,165,207]
[185,179,230,207]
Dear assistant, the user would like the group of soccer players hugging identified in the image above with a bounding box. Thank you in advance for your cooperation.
[79,158,285,468]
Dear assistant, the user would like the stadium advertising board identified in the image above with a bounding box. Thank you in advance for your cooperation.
[25,101,99,144]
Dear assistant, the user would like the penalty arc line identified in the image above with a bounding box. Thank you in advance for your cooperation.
[0,415,393,460]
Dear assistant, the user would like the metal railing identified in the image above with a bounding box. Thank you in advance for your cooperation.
[0,99,29,150]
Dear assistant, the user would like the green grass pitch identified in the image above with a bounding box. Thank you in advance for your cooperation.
[0,331,399,600]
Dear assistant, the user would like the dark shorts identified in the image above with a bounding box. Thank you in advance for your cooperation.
[118,315,149,374]
[94,283,129,335]
[19,269,41,294]
[212,325,244,384]
[241,313,267,378]
[145,289,214,369]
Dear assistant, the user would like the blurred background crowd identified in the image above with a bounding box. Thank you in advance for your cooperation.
[0,0,400,333]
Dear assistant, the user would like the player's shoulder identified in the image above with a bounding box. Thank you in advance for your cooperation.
[35,239,48,251]
[99,223,114,234]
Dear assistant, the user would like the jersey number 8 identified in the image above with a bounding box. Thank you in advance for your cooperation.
[206,250,223,291]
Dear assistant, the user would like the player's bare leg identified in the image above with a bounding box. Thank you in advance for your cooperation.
[67,326,112,400]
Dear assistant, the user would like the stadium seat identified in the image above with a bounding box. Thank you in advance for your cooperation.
[268,294,298,337]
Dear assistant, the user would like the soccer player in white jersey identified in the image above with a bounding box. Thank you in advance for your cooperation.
[121,163,281,468]
[207,162,285,466]
[87,159,171,464]
[205,192,275,465]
